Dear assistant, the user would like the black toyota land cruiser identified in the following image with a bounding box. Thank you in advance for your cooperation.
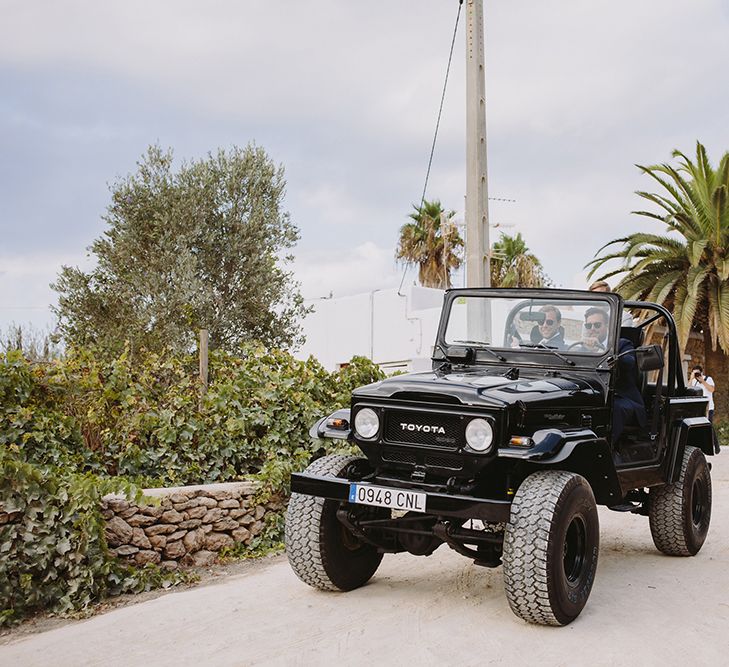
[285,288,716,625]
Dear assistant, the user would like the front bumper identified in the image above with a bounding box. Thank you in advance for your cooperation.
[291,472,512,523]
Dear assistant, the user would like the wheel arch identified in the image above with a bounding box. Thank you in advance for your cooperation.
[667,417,715,483]
[499,429,622,506]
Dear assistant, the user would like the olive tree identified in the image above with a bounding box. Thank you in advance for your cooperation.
[53,144,308,355]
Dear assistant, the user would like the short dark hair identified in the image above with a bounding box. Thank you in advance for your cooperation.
[692,364,703,373]
[540,305,561,323]
[585,307,608,323]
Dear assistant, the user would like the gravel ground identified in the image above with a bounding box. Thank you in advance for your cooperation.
[1,452,727,666]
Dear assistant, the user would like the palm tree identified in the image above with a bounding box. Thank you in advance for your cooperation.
[396,200,463,289]
[490,232,550,288]
[586,141,729,413]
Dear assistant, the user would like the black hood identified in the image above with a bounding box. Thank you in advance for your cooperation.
[353,367,604,409]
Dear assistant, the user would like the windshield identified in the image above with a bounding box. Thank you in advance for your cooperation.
[444,295,616,356]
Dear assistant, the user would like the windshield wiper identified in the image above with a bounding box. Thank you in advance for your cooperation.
[452,340,506,362]
[519,342,575,366]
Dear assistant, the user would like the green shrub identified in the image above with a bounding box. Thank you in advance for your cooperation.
[0,345,386,626]
[0,450,185,627]
[0,346,384,487]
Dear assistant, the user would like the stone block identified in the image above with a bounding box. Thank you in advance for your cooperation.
[105,516,133,546]
[202,524,213,533]
[208,489,233,501]
[219,499,240,509]
[249,520,264,536]
[131,527,152,549]
[106,498,130,513]
[170,491,193,504]
[254,505,266,521]
[197,497,218,508]
[164,540,186,559]
[161,509,184,524]
[202,508,224,524]
[118,505,139,520]
[160,560,178,570]
[179,519,202,529]
[183,528,205,552]
[139,505,164,518]
[113,545,139,557]
[204,532,234,551]
[145,524,178,536]
[237,513,255,526]
[183,549,216,567]
[148,534,167,550]
[127,513,157,527]
[135,550,161,565]
[229,509,248,520]
[100,509,114,520]
[173,499,200,511]
[185,506,207,520]
[212,518,239,532]
[232,527,250,543]
[168,530,187,542]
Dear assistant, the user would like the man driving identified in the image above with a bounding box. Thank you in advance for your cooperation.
[582,307,609,350]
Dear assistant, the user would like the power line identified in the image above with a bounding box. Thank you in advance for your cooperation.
[417,0,463,214]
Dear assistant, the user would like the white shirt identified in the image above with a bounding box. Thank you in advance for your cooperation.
[691,376,715,411]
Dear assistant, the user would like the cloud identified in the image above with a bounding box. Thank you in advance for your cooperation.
[1,0,728,320]
[294,242,403,300]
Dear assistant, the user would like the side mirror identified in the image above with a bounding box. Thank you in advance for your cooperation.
[635,345,664,371]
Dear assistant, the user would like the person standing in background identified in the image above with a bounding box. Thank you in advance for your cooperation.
[588,280,635,326]
[690,365,715,421]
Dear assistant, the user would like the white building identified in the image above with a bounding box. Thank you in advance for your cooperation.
[295,286,446,373]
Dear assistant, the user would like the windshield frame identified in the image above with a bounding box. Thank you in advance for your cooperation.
[436,288,624,370]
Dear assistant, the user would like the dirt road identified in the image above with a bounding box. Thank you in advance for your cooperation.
[2,454,728,666]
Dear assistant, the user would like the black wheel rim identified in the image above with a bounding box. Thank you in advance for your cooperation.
[563,516,587,585]
[691,477,707,527]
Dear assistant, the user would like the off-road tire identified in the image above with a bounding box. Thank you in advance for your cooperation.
[649,445,712,556]
[503,471,599,626]
[285,454,385,591]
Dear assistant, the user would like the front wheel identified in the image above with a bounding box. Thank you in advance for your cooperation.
[285,454,385,592]
[649,445,712,556]
[503,471,599,626]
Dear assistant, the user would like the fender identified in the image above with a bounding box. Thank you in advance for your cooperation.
[309,408,352,440]
[667,417,715,483]
[498,428,622,505]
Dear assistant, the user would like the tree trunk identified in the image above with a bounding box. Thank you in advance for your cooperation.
[704,330,729,421]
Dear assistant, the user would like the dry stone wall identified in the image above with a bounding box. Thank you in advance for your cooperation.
[102,481,283,569]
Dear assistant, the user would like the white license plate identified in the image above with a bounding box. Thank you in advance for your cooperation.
[348,484,427,513]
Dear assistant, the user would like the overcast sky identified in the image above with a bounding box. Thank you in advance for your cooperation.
[2,0,729,333]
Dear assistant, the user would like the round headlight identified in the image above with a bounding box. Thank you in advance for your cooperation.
[465,418,494,452]
[354,408,380,439]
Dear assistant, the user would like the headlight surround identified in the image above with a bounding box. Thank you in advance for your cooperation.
[354,408,380,439]
[465,418,494,452]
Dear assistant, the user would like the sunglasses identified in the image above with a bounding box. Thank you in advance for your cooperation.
[584,321,604,330]
[540,319,556,326]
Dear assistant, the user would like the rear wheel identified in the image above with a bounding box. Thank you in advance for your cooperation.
[649,445,712,556]
[503,471,599,626]
[285,454,385,591]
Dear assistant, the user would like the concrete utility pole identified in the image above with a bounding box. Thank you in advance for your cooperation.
[465,0,490,288]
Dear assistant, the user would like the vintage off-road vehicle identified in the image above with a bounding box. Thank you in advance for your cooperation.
[285,288,716,625]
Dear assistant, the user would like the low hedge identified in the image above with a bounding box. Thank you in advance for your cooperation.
[0,346,382,626]
[0,346,383,487]
[0,450,185,626]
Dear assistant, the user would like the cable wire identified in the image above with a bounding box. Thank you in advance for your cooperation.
[417,0,463,215]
